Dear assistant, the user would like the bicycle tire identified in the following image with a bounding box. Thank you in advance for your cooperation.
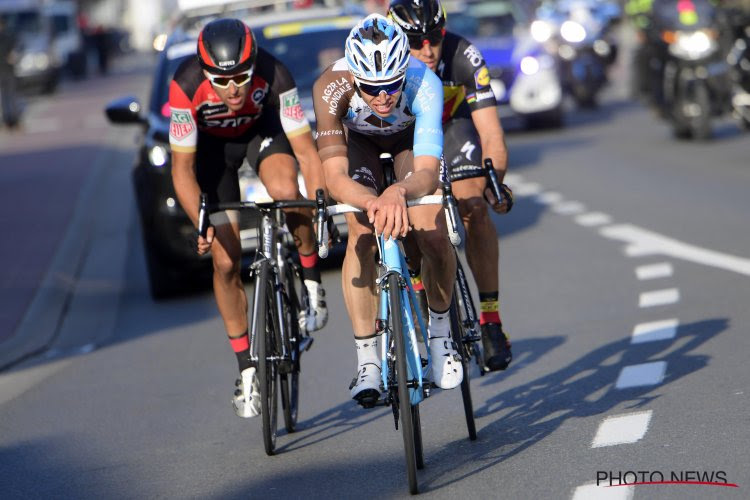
[412,403,424,470]
[389,273,419,494]
[280,261,300,433]
[449,297,477,441]
[255,261,279,456]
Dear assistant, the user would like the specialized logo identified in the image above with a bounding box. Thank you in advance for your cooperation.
[282,90,305,122]
[170,109,195,139]
[474,66,490,88]
[460,140,475,161]
[259,136,273,152]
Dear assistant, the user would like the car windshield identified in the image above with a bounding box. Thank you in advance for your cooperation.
[447,2,524,38]
[0,10,43,35]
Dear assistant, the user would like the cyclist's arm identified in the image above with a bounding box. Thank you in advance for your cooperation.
[471,106,508,182]
[288,133,326,200]
[171,150,201,226]
[168,78,202,227]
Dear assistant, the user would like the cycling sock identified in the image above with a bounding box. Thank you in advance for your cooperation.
[355,332,381,366]
[229,332,253,372]
[299,252,321,283]
[409,271,425,291]
[428,307,451,339]
[479,291,501,325]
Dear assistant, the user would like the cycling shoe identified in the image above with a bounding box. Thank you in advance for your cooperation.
[429,336,463,389]
[301,280,328,332]
[232,367,261,418]
[349,362,381,408]
[481,323,512,371]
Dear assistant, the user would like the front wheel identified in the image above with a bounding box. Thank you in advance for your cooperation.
[255,262,279,456]
[280,262,301,432]
[389,273,420,494]
[449,298,477,441]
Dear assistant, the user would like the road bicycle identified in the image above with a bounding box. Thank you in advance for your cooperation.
[198,195,315,456]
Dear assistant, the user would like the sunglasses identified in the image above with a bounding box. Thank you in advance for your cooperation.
[205,68,254,89]
[407,29,445,50]
[357,77,405,96]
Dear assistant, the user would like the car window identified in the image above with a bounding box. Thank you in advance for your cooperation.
[52,15,70,35]
[1,10,43,35]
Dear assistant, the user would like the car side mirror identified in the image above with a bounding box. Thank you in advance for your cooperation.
[105,96,146,125]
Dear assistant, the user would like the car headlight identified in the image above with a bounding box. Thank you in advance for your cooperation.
[148,145,169,167]
[667,29,717,60]
[19,52,49,72]
[561,21,587,43]
[531,20,554,43]
[520,56,540,75]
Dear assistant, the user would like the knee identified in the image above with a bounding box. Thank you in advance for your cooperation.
[347,222,376,258]
[459,196,489,223]
[212,251,239,280]
[265,180,299,202]
[416,229,452,263]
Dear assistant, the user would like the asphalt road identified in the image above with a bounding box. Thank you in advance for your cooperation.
[1,51,749,499]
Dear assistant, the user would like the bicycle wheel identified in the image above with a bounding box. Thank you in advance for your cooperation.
[255,261,279,456]
[280,262,300,433]
[388,273,419,494]
[449,297,477,441]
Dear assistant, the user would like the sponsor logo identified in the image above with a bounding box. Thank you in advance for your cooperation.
[252,85,268,104]
[463,45,483,67]
[170,109,194,140]
[460,140,476,161]
[203,115,258,128]
[474,66,490,88]
[219,60,236,67]
[322,77,353,115]
[475,89,495,102]
[259,137,273,152]
[282,91,305,122]
[316,129,344,136]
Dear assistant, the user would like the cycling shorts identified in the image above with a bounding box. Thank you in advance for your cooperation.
[347,127,416,195]
[196,112,294,225]
[443,117,484,183]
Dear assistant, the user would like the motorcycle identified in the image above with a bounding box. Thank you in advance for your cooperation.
[532,0,620,108]
[724,10,750,130]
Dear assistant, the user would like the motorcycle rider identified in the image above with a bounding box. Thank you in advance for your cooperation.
[388,0,514,372]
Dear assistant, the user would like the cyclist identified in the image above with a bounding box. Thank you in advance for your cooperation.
[169,18,328,418]
[312,14,461,407]
[388,0,513,372]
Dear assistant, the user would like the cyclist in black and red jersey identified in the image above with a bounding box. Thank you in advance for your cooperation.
[389,0,514,372]
[169,18,327,418]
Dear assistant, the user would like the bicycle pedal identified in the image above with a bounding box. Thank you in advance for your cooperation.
[353,389,380,409]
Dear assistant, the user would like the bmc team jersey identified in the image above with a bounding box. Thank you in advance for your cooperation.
[168,48,311,153]
[313,57,444,162]
[435,31,497,123]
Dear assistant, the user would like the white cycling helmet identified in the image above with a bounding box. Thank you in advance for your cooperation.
[345,13,410,84]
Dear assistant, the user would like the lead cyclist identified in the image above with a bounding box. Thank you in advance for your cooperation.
[312,14,460,407]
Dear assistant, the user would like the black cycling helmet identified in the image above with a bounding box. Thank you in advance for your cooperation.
[197,18,257,75]
[388,0,446,36]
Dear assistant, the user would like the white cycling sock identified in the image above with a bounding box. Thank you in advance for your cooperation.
[355,333,381,367]
[428,308,450,339]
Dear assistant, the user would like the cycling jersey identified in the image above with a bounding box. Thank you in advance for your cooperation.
[168,48,311,153]
[435,31,497,124]
[313,56,444,162]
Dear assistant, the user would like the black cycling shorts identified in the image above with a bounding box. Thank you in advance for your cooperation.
[347,127,416,194]
[443,117,484,183]
[196,111,295,208]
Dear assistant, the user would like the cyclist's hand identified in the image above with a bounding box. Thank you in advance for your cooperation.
[485,183,514,214]
[366,185,409,240]
[197,225,215,255]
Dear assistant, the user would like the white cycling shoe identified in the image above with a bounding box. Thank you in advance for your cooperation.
[300,280,328,332]
[429,337,463,389]
[349,362,381,408]
[232,367,261,418]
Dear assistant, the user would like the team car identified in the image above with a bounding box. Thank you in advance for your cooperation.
[105,1,361,298]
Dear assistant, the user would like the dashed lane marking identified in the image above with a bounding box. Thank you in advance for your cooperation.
[552,201,586,215]
[592,411,653,447]
[636,262,674,280]
[536,191,564,205]
[575,212,613,227]
[615,361,667,389]
[639,288,680,308]
[572,483,634,500]
[631,319,679,344]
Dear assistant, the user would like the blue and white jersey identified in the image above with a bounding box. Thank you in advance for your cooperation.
[313,57,444,162]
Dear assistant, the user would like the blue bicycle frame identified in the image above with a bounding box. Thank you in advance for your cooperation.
[376,235,431,406]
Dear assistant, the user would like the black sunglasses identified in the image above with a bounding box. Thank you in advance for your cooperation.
[357,77,405,96]
[407,29,445,50]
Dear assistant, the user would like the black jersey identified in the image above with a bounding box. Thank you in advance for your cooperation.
[435,31,497,123]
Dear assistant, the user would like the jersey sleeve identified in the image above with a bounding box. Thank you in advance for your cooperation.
[455,38,497,113]
[168,79,199,153]
[311,67,350,162]
[406,65,444,159]
[269,60,312,139]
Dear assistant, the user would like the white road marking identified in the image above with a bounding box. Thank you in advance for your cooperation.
[572,483,634,500]
[536,191,564,205]
[601,224,750,277]
[639,288,680,307]
[632,319,679,343]
[636,262,673,280]
[592,410,653,447]
[512,182,543,197]
[553,201,586,215]
[575,212,613,227]
[504,173,524,185]
[615,361,667,389]
[0,358,73,406]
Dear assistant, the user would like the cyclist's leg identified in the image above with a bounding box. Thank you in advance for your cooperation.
[445,118,512,371]
[343,132,386,405]
[248,126,327,331]
[392,144,461,389]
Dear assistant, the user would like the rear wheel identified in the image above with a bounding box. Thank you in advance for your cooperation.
[255,262,279,456]
[449,298,477,441]
[389,273,419,494]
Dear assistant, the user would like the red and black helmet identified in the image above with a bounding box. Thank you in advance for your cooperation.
[197,18,257,75]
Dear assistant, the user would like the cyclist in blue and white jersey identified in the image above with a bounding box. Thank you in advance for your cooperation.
[312,14,460,407]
